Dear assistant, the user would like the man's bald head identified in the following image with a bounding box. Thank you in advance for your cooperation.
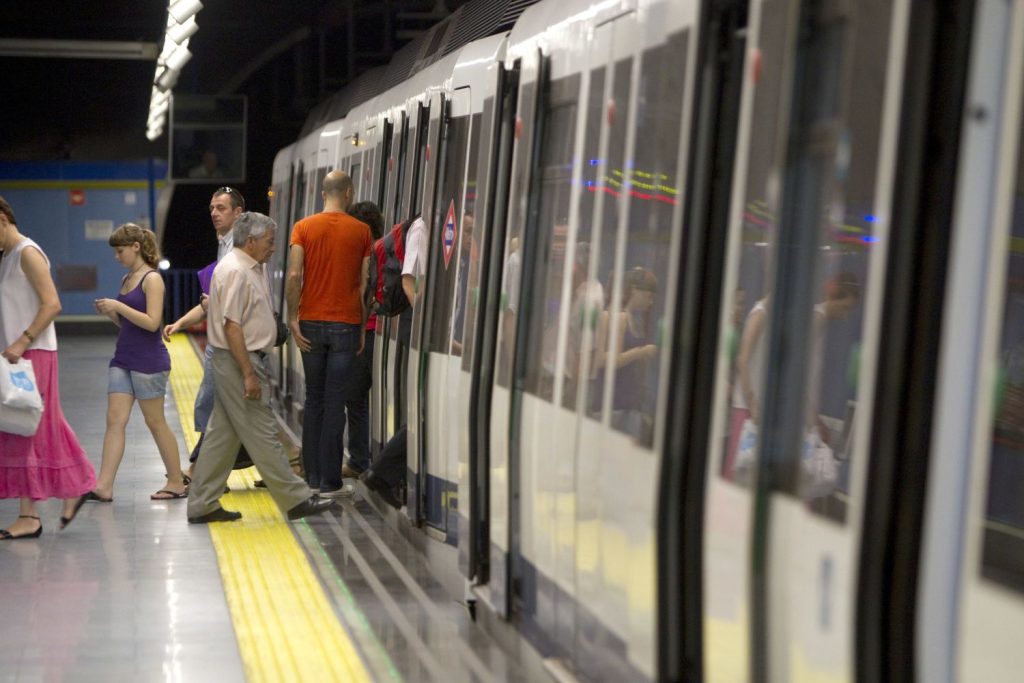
[323,171,353,203]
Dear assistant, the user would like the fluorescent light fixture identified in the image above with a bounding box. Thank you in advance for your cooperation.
[150,92,170,109]
[145,0,203,138]
[167,17,198,45]
[169,0,203,24]
[164,44,191,72]
[148,105,169,125]
[156,66,179,91]
[158,259,171,270]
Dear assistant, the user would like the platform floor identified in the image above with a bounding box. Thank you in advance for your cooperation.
[0,336,532,682]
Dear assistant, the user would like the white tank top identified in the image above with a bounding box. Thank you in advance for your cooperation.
[0,237,58,351]
[732,300,767,409]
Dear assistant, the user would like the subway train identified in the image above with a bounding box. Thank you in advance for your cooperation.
[265,0,1024,680]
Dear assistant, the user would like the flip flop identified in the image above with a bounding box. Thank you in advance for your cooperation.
[150,489,189,500]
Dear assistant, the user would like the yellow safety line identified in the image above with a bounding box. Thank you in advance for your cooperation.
[166,334,372,683]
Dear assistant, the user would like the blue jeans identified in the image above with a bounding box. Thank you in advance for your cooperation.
[344,332,373,473]
[299,321,360,491]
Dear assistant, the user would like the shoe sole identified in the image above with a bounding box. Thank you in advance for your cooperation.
[317,489,354,499]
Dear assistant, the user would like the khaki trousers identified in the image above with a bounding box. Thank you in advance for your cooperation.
[187,348,311,518]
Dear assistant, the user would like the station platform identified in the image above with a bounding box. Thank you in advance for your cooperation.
[0,335,537,682]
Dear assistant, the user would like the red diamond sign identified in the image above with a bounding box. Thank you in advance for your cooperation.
[442,199,457,269]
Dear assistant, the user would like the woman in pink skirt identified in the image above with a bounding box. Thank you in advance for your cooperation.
[0,195,96,538]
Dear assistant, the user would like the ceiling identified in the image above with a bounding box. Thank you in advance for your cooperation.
[0,1,460,162]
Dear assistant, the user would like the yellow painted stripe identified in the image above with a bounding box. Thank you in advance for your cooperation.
[166,334,372,683]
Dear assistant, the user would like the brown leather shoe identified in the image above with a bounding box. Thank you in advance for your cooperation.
[341,464,364,479]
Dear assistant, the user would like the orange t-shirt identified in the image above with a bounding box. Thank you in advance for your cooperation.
[290,211,372,323]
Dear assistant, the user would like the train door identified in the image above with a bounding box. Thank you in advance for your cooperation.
[282,160,307,418]
[508,39,585,674]
[407,93,445,524]
[700,0,927,679]
[457,60,514,581]
[488,51,541,618]
[383,114,414,458]
[919,2,1024,681]
[374,120,393,456]
[417,89,478,543]
[546,11,695,679]
[268,161,295,403]
[463,63,519,587]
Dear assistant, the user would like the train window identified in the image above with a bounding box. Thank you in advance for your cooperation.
[421,114,441,224]
[453,113,483,362]
[379,120,394,221]
[291,162,306,226]
[582,58,634,418]
[350,163,361,196]
[719,0,893,522]
[495,80,537,389]
[521,74,581,401]
[561,66,606,409]
[314,167,328,207]
[427,115,473,354]
[461,100,496,372]
[598,34,688,447]
[985,109,1024,594]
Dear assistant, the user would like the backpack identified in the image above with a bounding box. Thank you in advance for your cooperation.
[369,215,417,317]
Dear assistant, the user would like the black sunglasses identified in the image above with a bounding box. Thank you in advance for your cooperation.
[215,186,246,210]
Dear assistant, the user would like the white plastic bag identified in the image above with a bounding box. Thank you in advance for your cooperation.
[734,418,759,484]
[800,432,839,499]
[1,359,43,410]
[0,359,43,436]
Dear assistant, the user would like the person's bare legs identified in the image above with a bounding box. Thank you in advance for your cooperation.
[2,498,41,536]
[139,396,187,495]
[93,392,135,499]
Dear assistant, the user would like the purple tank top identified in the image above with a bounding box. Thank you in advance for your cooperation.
[110,270,171,374]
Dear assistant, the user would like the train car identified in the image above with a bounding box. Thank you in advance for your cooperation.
[268,0,1024,680]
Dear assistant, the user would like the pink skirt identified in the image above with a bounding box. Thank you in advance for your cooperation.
[0,350,96,500]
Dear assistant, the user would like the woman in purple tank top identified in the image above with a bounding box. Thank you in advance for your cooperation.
[74,224,188,509]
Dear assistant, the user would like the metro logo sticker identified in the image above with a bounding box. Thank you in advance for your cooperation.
[442,199,458,269]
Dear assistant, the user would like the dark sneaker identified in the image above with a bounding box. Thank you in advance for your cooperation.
[360,470,403,509]
[287,496,337,521]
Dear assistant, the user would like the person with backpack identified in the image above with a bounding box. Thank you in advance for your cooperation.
[360,212,426,508]
[286,171,373,498]
[342,201,385,479]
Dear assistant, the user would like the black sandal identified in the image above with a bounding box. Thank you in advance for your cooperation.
[1,515,42,539]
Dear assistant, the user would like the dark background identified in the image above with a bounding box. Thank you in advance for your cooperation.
[1,1,467,267]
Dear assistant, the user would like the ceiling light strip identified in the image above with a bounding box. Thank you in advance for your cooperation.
[147,0,204,140]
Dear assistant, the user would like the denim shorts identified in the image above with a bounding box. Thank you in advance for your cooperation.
[108,366,169,400]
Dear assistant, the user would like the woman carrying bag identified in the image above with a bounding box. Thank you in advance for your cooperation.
[0,196,96,538]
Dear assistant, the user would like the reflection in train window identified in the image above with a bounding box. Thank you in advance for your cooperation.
[582,58,633,419]
[495,81,536,389]
[596,33,688,448]
[450,113,481,359]
[985,111,1024,594]
[561,66,606,410]
[522,74,581,401]
[461,105,494,371]
[719,0,893,525]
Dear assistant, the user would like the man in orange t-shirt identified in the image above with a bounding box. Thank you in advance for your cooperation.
[285,170,372,497]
